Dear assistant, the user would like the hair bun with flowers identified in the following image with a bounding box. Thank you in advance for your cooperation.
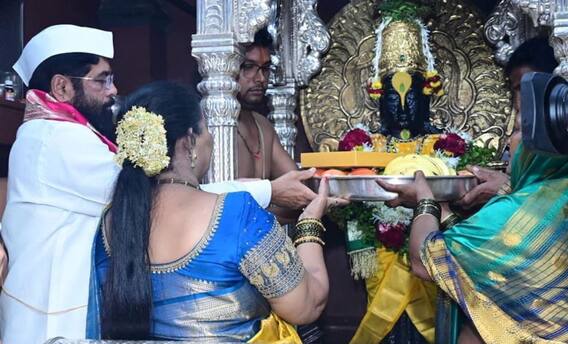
[114,106,170,177]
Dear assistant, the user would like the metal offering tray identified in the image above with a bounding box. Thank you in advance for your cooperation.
[313,175,479,201]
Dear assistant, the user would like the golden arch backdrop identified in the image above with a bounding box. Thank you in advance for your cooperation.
[301,0,513,155]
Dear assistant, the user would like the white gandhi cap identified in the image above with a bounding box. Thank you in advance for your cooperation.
[13,24,114,86]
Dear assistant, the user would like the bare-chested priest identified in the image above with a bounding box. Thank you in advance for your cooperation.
[236,32,326,343]
[236,29,298,180]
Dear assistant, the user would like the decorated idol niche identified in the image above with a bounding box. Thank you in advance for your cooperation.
[298,0,512,342]
[331,0,498,278]
[323,2,499,343]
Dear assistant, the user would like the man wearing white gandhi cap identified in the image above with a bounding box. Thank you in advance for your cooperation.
[0,24,318,342]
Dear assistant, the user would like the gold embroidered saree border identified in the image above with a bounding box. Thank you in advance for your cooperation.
[101,194,226,274]
[239,222,305,299]
[421,237,566,344]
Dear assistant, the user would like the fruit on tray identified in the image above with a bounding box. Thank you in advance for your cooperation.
[313,168,377,177]
[349,168,377,176]
[314,168,327,177]
[383,154,456,176]
[458,170,474,176]
[321,169,348,176]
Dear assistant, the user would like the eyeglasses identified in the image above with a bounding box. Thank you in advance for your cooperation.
[67,74,115,90]
[240,63,271,79]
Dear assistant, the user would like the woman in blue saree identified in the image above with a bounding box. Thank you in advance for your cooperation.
[379,110,568,343]
[87,81,341,341]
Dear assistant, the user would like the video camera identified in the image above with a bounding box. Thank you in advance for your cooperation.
[521,72,568,155]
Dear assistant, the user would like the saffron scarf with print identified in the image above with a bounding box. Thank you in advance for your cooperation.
[421,143,568,343]
[23,89,117,152]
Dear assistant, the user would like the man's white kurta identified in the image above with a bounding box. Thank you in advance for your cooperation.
[0,119,271,343]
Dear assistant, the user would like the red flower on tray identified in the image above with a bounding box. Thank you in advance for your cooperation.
[375,223,406,251]
[434,133,467,157]
[338,128,372,152]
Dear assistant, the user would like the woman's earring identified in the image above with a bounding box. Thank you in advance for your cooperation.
[191,150,197,169]
[189,135,198,169]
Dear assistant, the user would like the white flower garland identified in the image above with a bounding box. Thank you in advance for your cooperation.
[354,123,372,133]
[372,17,392,80]
[435,150,460,169]
[417,20,436,72]
[370,202,413,226]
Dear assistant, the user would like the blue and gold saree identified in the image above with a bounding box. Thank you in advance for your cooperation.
[421,143,568,343]
[86,192,303,342]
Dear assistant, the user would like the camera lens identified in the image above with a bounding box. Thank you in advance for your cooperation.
[548,82,568,154]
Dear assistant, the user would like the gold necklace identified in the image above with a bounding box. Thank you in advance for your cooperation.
[237,127,262,159]
[387,135,426,154]
[157,178,201,190]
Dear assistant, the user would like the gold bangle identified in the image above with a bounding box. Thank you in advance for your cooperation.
[415,204,440,212]
[412,213,439,222]
[295,222,324,233]
[293,235,325,247]
[441,213,461,230]
[413,200,441,222]
[416,205,440,211]
[293,228,323,242]
[294,238,325,246]
[297,217,322,223]
[297,218,325,232]
[294,235,324,243]
[417,199,439,206]
[440,213,453,224]
[414,206,441,219]
[415,200,440,209]
[294,220,325,241]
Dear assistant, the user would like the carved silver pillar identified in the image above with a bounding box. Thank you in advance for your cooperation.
[551,2,568,78]
[485,0,541,65]
[267,0,330,158]
[193,39,242,182]
[292,0,330,88]
[511,0,568,79]
[514,0,553,26]
[267,84,298,156]
[192,0,271,182]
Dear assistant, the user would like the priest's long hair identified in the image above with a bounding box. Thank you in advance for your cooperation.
[102,81,202,339]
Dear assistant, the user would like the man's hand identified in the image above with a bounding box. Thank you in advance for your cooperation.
[454,165,509,209]
[270,169,318,209]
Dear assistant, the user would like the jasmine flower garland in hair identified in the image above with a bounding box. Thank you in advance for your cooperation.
[115,106,170,176]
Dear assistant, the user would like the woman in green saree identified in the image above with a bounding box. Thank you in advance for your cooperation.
[378,111,568,343]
